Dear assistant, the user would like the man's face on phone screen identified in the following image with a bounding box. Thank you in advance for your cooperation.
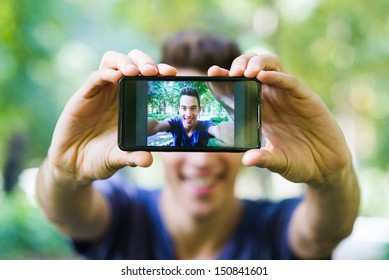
[179,95,201,130]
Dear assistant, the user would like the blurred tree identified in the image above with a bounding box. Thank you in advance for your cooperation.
[3,133,26,193]
[148,81,214,115]
[0,0,60,170]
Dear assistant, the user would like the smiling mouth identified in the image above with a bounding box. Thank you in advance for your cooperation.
[189,177,216,187]
[184,118,193,125]
[180,172,226,196]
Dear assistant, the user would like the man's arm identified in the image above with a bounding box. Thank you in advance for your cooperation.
[35,50,176,241]
[147,117,170,136]
[289,162,359,259]
[206,82,234,121]
[208,122,234,146]
[36,158,110,241]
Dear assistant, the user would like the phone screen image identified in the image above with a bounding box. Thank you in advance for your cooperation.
[118,76,261,152]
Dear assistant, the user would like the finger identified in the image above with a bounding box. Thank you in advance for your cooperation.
[229,53,257,76]
[75,69,120,99]
[99,51,140,76]
[126,152,154,167]
[257,71,312,99]
[242,148,286,175]
[244,54,284,78]
[156,63,177,76]
[77,67,133,99]
[110,148,154,169]
[128,49,158,76]
[207,65,230,76]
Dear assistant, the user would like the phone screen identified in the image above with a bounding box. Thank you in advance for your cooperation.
[118,76,261,152]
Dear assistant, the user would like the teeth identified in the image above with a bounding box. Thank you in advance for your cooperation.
[190,178,214,187]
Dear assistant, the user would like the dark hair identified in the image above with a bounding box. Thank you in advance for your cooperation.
[180,86,200,107]
[161,30,241,72]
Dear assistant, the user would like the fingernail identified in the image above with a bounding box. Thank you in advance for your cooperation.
[232,66,244,72]
[125,64,136,71]
[248,66,260,72]
[144,64,157,72]
[123,64,139,76]
[230,66,244,76]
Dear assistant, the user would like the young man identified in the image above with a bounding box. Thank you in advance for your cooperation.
[147,86,233,147]
[35,30,360,259]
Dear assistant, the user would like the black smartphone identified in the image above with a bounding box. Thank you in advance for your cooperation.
[118,76,261,152]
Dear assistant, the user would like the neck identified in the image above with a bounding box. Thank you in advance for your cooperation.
[184,127,195,136]
[183,123,196,137]
[159,189,243,260]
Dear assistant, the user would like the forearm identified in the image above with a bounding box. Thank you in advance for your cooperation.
[35,157,109,241]
[290,160,360,259]
[207,82,234,120]
[210,122,234,146]
[148,117,169,136]
[147,118,158,136]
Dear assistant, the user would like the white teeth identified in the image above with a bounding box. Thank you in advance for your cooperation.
[190,178,214,187]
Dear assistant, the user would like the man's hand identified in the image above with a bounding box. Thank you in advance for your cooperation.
[48,50,177,185]
[208,122,234,146]
[210,53,351,186]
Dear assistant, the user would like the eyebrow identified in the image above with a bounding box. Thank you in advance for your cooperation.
[180,105,198,109]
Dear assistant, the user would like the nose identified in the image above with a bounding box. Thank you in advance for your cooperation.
[184,110,192,118]
[185,152,220,169]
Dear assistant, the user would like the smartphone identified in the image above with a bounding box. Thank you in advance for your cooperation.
[118,76,261,152]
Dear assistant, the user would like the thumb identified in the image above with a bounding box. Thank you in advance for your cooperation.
[110,148,153,169]
[242,148,286,174]
[126,151,154,167]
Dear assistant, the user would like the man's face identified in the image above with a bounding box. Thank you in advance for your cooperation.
[161,152,243,218]
[178,95,200,130]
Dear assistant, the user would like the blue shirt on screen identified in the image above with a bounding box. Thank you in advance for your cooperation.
[167,117,214,146]
[73,173,302,260]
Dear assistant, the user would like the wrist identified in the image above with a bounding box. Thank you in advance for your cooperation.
[44,156,92,190]
[309,157,357,192]
[308,158,359,197]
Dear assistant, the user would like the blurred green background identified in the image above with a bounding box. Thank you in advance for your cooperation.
[1,0,388,259]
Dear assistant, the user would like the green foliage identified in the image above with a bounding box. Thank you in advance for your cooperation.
[0,189,75,259]
[210,116,229,124]
[1,0,389,259]
[147,81,220,115]
[148,113,175,121]
[208,137,228,147]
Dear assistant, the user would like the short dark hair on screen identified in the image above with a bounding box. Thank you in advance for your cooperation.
[180,86,200,107]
